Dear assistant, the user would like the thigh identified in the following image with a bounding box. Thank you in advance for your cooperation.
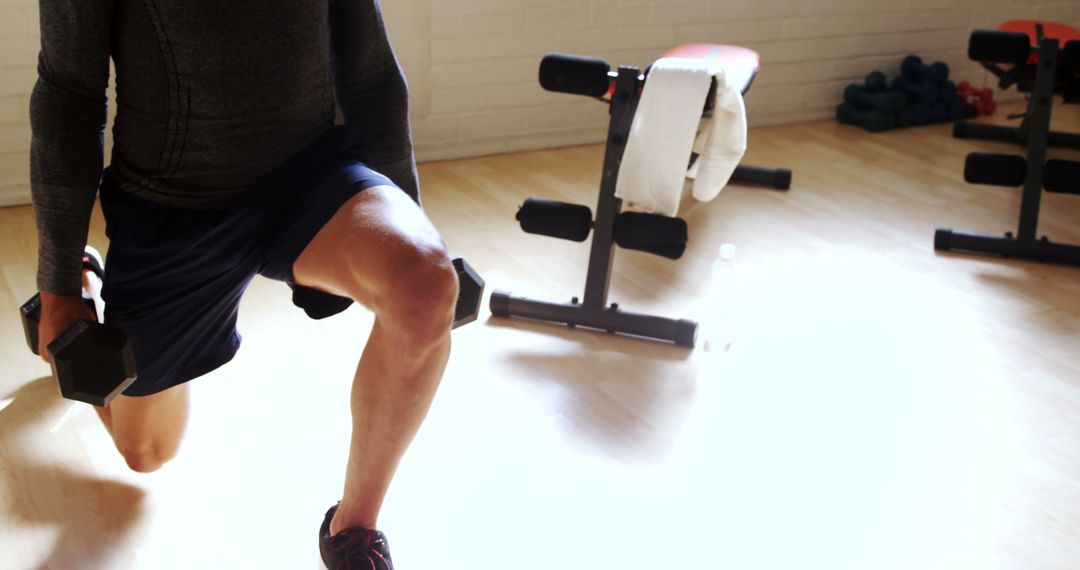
[292,183,449,309]
[108,383,190,460]
[99,170,258,394]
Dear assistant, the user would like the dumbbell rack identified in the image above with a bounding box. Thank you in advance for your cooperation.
[936,32,1080,266]
[490,66,700,347]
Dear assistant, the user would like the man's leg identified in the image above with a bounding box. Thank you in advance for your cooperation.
[103,386,190,473]
[293,184,458,534]
[82,262,191,473]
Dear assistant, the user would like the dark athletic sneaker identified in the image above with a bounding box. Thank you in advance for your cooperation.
[319,504,394,570]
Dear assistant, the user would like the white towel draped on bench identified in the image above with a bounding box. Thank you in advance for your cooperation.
[615,57,747,217]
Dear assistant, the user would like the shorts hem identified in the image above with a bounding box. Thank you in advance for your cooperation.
[120,334,242,397]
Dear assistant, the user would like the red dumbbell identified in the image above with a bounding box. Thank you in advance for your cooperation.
[957,80,973,98]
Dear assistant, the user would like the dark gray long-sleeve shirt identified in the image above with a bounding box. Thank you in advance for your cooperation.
[31,0,418,295]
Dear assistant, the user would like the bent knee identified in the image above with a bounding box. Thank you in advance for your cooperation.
[119,442,179,473]
[379,249,459,342]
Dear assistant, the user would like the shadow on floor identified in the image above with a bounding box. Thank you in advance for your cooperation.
[1,378,145,570]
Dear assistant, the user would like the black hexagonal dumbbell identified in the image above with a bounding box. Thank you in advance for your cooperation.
[451,257,484,328]
[20,294,137,407]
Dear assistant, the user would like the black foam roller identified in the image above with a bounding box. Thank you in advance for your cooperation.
[968,30,1031,65]
[613,212,688,260]
[1064,41,1080,73]
[964,152,1027,187]
[934,228,954,251]
[539,52,612,98]
[728,165,792,190]
[1062,42,1080,103]
[516,197,593,242]
[1044,160,1080,195]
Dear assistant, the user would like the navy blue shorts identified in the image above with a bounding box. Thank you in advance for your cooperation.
[99,128,395,396]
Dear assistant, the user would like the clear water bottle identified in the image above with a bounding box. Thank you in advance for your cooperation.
[703,243,737,353]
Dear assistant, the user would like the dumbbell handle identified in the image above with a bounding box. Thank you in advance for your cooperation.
[20,293,96,356]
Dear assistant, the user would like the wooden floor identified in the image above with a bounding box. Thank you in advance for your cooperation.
[2,102,1079,570]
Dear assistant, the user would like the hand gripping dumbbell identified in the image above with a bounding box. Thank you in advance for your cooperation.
[20,249,136,407]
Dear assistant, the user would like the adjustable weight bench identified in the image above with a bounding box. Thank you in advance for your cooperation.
[490,44,791,347]
[936,21,1080,267]
[953,21,1080,147]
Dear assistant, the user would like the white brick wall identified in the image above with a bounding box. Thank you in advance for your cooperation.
[2,0,1079,205]
[411,0,1080,161]
[0,0,40,206]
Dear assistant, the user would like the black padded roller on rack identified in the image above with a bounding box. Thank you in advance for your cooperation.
[613,212,688,260]
[1044,159,1080,195]
[968,29,1032,65]
[964,152,1028,187]
[539,52,612,98]
[516,197,594,242]
[1062,41,1080,103]
[1064,40,1080,72]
